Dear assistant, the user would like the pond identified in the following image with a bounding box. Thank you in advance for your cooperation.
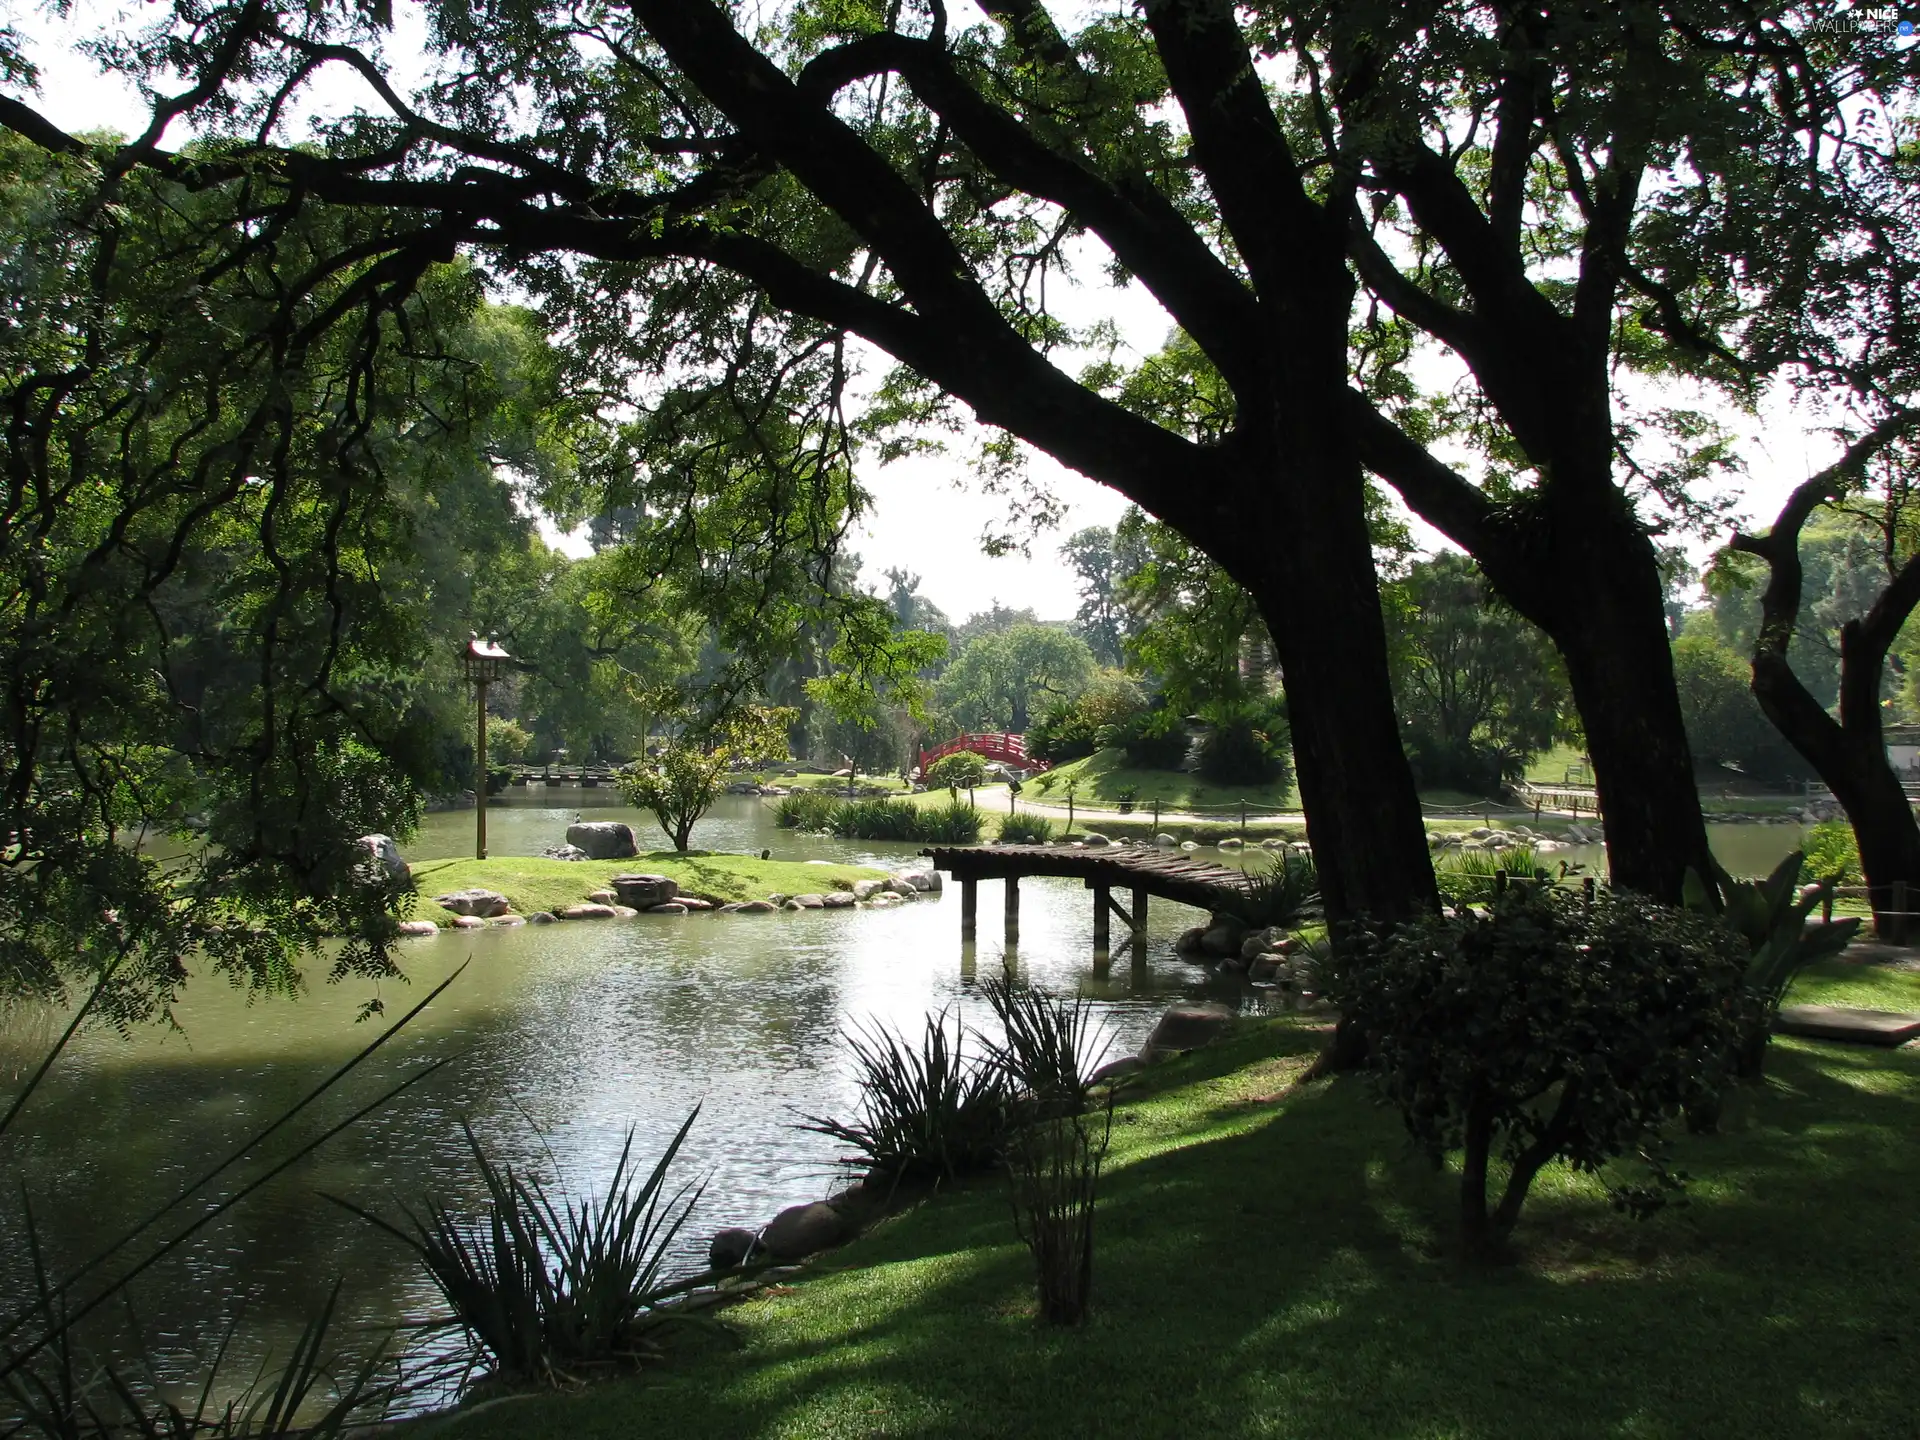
[0,793,1808,1412]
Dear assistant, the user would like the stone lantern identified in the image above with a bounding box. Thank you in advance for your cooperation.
[461,634,513,859]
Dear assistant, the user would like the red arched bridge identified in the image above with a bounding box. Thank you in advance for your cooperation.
[916,732,1050,777]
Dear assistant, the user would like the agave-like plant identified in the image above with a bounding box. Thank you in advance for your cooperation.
[799,1012,1007,1183]
[977,980,1115,1116]
[1683,850,1862,1075]
[1227,852,1321,928]
[331,1110,708,1391]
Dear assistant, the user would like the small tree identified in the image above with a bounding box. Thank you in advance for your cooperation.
[615,707,793,852]
[484,716,534,767]
[926,750,989,808]
[1328,886,1754,1258]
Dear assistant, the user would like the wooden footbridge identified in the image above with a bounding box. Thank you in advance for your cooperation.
[921,843,1257,947]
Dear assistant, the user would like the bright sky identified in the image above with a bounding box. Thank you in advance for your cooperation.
[5,1,1852,622]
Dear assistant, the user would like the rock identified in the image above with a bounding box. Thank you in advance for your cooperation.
[1216,836,1244,850]
[491,913,527,926]
[884,876,919,897]
[587,889,618,905]
[541,844,589,862]
[1154,833,1178,848]
[450,914,488,930]
[556,903,618,920]
[760,1201,851,1260]
[1199,919,1248,958]
[736,899,777,914]
[709,1227,762,1270]
[1174,925,1209,955]
[793,894,826,908]
[1180,840,1201,852]
[396,919,440,937]
[715,902,746,914]
[564,821,638,860]
[1468,826,1493,839]
[1139,1001,1235,1061]
[1087,1055,1146,1087]
[609,873,680,908]
[650,902,689,914]
[821,891,858,909]
[1240,933,1271,962]
[528,911,559,924]
[436,887,511,918]
[1081,832,1111,847]
[901,870,938,892]
[611,905,639,918]
[355,834,410,888]
[677,898,715,911]
[767,894,789,905]
[1248,955,1281,981]
[868,892,900,907]
[1260,837,1287,850]
[851,878,888,900]
[781,900,805,911]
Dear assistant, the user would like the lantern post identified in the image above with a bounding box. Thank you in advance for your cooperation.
[461,635,513,860]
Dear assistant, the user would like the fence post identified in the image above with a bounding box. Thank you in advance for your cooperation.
[1067,790,1075,835]
[1152,799,1161,832]
[1240,801,1247,839]
[1494,868,1508,896]
[1582,876,1596,908]
[1895,880,1908,945]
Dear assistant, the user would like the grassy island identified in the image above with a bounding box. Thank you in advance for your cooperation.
[405,852,888,925]
[418,964,1920,1440]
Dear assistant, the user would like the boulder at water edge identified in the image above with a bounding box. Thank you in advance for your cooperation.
[650,902,689,914]
[436,887,511,918]
[1154,833,1178,848]
[556,903,618,920]
[709,1228,762,1270]
[1199,917,1248,958]
[542,844,589,862]
[821,892,858,909]
[760,1201,851,1260]
[610,873,679,908]
[528,912,559,924]
[1088,1054,1146,1087]
[851,878,887,900]
[1139,1001,1236,1062]
[1174,925,1208,955]
[564,821,637,860]
[449,915,487,930]
[355,834,409,888]
[396,919,439,937]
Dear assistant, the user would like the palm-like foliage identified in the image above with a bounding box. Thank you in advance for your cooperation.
[800,1013,1007,1183]
[1228,852,1321,928]
[978,980,1114,1115]
[332,1111,707,1389]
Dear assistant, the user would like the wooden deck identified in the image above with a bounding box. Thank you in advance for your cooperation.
[921,843,1255,947]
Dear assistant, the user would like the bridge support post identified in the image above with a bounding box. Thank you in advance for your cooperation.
[1131,888,1148,937]
[1004,876,1020,941]
[1092,884,1110,949]
[961,878,977,941]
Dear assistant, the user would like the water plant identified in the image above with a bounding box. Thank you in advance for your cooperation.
[1432,846,1562,906]
[799,1012,1007,1184]
[332,1111,708,1391]
[772,791,839,832]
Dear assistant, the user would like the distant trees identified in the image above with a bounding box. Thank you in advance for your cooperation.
[1384,555,1575,795]
[937,625,1097,734]
[1669,626,1812,786]
[1058,527,1140,668]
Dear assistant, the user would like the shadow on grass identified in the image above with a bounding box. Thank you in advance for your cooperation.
[425,1032,1920,1440]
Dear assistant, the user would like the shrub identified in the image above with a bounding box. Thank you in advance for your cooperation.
[1326,886,1756,1257]
[485,716,534,766]
[1115,785,1139,814]
[1225,851,1320,927]
[997,812,1055,845]
[800,1012,1008,1183]
[818,797,982,843]
[1802,819,1861,886]
[1194,697,1291,787]
[925,750,990,798]
[1102,708,1188,770]
[336,1111,706,1390]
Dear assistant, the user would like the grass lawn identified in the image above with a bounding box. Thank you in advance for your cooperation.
[1522,741,1591,783]
[737,769,912,794]
[1027,750,1296,813]
[418,969,1920,1440]
[405,853,884,924]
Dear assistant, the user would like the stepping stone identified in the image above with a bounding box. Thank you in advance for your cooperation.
[1775,1005,1920,1047]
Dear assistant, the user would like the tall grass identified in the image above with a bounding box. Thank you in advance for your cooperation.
[1434,846,1564,905]
[333,1112,708,1391]
[775,794,983,843]
[995,813,1055,845]
[800,1012,1007,1183]
[979,979,1112,1114]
